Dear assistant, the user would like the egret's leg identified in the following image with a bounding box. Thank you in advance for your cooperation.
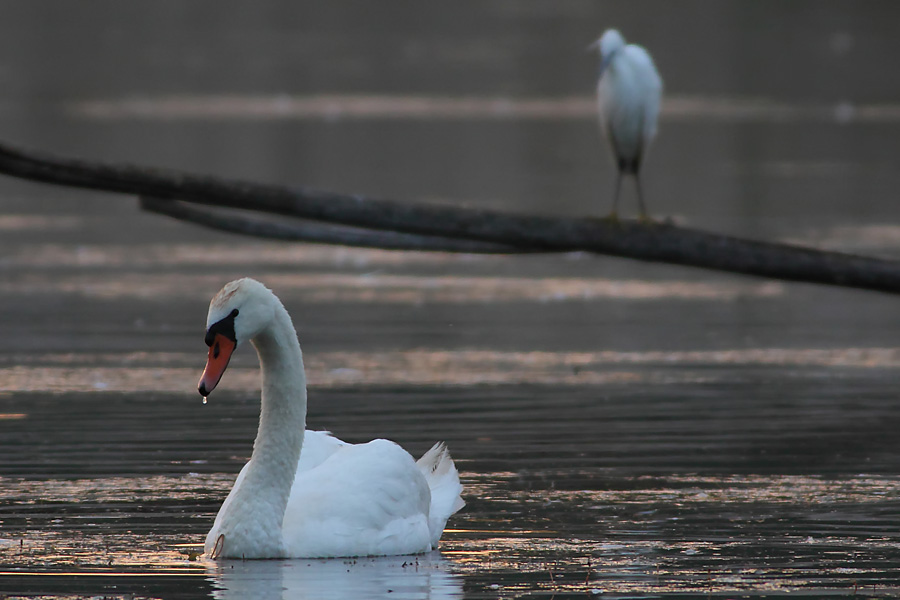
[635,175,650,221]
[608,171,623,220]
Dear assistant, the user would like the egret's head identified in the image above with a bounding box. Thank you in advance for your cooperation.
[590,29,626,75]
[598,29,626,58]
[198,278,278,397]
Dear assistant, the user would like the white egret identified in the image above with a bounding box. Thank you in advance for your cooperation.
[590,29,663,219]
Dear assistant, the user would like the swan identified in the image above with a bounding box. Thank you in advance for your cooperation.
[197,277,464,559]
[590,28,663,219]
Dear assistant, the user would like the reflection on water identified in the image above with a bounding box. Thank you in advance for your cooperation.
[3,346,900,392]
[8,230,900,271]
[68,93,900,124]
[0,215,85,231]
[4,243,489,268]
[3,465,900,596]
[208,555,462,600]
[448,472,900,595]
[0,364,690,392]
[0,272,785,303]
[787,224,900,255]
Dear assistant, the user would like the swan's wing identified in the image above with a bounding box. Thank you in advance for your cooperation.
[205,431,348,555]
[296,430,348,473]
[282,439,433,557]
[416,442,465,546]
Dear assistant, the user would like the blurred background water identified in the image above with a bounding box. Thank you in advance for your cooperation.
[1,1,900,598]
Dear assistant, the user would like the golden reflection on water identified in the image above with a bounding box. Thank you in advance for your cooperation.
[0,474,235,504]
[442,472,900,595]
[0,365,664,392]
[0,346,897,393]
[0,475,229,571]
[476,473,900,507]
[2,532,204,571]
[1,472,898,594]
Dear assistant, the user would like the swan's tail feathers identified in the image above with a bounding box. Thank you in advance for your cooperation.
[417,442,465,547]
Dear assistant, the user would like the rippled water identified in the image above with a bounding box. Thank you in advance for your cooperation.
[3,375,900,598]
[2,1,900,599]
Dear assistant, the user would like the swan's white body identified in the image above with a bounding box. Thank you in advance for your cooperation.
[199,278,464,559]
[592,28,663,217]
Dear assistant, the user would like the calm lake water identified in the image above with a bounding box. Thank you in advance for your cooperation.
[2,2,900,598]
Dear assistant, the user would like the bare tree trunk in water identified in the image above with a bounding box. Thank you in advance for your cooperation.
[1,138,900,294]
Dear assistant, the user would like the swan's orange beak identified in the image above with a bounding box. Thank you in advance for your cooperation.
[198,334,236,397]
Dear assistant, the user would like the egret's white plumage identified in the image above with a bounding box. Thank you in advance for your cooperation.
[198,278,464,559]
[592,29,663,218]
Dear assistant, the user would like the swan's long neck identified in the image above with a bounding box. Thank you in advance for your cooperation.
[252,304,307,475]
[220,302,307,557]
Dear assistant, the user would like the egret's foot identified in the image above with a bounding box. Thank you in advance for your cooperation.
[586,212,620,224]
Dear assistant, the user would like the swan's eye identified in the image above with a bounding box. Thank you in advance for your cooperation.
[213,342,220,359]
[205,309,239,347]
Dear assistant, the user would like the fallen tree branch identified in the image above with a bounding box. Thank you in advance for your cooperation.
[2,138,900,293]
[140,196,535,253]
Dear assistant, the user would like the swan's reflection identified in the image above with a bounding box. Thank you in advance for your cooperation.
[206,552,463,600]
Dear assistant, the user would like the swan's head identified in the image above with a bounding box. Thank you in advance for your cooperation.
[198,278,277,397]
[590,29,626,75]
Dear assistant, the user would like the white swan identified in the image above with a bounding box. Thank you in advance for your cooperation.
[197,278,464,559]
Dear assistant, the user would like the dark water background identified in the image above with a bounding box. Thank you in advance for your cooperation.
[2,2,900,598]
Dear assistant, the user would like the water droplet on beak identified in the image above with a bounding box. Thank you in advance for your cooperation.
[202,396,208,405]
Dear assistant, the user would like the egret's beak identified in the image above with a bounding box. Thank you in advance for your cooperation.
[198,333,236,397]
[586,39,601,52]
